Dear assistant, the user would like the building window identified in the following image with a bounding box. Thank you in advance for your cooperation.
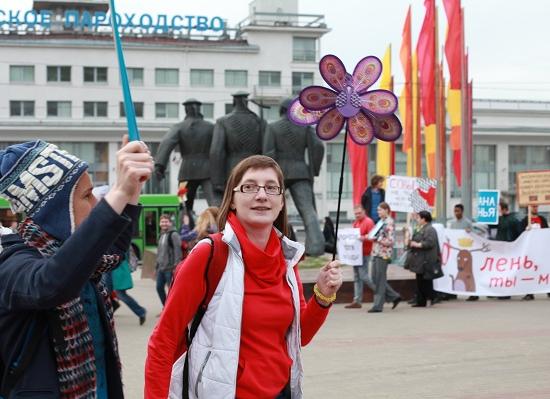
[119,102,144,118]
[10,101,34,117]
[10,66,34,83]
[450,145,496,198]
[259,71,281,87]
[155,103,179,118]
[127,68,144,85]
[56,142,109,186]
[47,101,71,117]
[225,70,248,87]
[83,101,108,117]
[190,69,214,87]
[47,66,71,82]
[201,103,214,119]
[326,142,351,199]
[83,67,108,83]
[155,68,179,86]
[142,142,171,194]
[292,72,314,95]
[264,105,280,122]
[509,145,550,195]
[293,37,316,62]
[225,103,233,114]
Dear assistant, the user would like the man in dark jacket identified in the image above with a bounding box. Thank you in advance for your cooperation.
[0,138,152,398]
[155,214,182,306]
[361,175,385,223]
[495,201,522,242]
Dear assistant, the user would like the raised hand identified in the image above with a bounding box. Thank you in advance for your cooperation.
[105,135,154,213]
[315,260,343,301]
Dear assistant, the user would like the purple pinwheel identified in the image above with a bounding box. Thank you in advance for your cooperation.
[288,54,402,145]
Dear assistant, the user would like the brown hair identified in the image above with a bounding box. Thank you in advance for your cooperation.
[371,175,385,187]
[217,155,288,236]
[378,202,391,213]
[159,214,172,222]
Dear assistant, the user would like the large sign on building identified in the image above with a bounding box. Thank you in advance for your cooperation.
[0,9,225,33]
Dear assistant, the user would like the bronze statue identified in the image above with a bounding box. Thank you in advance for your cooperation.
[264,98,325,256]
[210,91,265,202]
[155,98,215,212]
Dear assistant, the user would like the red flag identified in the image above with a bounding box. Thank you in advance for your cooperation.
[347,136,368,206]
[443,0,462,89]
[417,0,436,178]
[417,0,436,127]
[443,0,463,186]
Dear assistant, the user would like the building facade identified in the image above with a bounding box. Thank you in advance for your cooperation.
[2,0,549,224]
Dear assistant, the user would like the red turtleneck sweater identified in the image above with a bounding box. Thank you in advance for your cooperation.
[145,214,330,399]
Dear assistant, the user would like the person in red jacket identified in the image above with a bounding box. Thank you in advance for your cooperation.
[145,155,342,399]
[345,205,375,309]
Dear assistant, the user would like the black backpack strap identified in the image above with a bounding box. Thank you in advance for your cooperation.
[182,236,215,399]
[0,315,47,398]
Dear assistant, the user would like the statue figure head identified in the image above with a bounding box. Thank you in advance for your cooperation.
[279,98,293,117]
[182,98,202,118]
[231,91,250,110]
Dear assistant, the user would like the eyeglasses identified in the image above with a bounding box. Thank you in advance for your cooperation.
[233,183,283,196]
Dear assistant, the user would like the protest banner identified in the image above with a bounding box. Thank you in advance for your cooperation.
[433,225,550,296]
[386,175,437,213]
[477,190,500,224]
[516,170,550,206]
[336,228,362,266]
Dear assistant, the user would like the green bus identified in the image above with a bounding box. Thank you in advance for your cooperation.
[0,194,181,257]
[133,194,181,257]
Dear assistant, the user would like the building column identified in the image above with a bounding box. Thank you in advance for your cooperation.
[496,142,509,196]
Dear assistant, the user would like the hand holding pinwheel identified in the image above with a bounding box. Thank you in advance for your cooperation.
[288,54,402,261]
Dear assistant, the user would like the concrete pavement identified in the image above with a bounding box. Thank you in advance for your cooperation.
[116,276,550,398]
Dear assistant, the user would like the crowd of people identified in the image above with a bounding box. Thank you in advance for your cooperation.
[341,175,549,311]
[0,139,546,398]
[0,141,342,398]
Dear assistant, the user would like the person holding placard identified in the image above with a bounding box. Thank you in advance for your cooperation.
[366,202,402,313]
[344,205,375,309]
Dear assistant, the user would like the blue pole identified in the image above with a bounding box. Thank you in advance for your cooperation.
[109,0,140,141]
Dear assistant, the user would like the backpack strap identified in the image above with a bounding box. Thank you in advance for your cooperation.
[182,233,227,399]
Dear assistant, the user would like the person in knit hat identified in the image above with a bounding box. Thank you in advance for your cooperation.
[0,138,153,398]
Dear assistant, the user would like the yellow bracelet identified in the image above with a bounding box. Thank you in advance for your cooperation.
[313,284,336,304]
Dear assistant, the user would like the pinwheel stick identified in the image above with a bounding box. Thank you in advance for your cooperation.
[109,0,140,141]
[332,130,348,261]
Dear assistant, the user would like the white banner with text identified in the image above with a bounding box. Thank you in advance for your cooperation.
[433,226,550,296]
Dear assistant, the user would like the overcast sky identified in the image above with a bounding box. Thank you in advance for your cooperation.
[8,0,550,101]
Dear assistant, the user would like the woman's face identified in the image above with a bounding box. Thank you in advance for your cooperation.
[231,167,284,231]
[377,206,388,219]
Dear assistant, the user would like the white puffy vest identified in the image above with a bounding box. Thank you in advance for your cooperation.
[169,223,305,399]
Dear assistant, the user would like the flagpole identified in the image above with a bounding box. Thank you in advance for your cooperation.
[109,0,140,142]
[332,130,349,261]
[434,6,444,221]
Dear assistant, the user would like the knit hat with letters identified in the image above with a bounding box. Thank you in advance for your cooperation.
[0,140,88,240]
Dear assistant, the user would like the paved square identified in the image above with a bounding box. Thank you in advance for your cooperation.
[116,279,550,398]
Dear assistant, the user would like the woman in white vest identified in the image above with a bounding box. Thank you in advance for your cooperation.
[145,155,342,399]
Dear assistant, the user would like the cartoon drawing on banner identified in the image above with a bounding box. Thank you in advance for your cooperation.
[444,237,490,292]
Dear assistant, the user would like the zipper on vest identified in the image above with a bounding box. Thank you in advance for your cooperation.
[195,350,212,397]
